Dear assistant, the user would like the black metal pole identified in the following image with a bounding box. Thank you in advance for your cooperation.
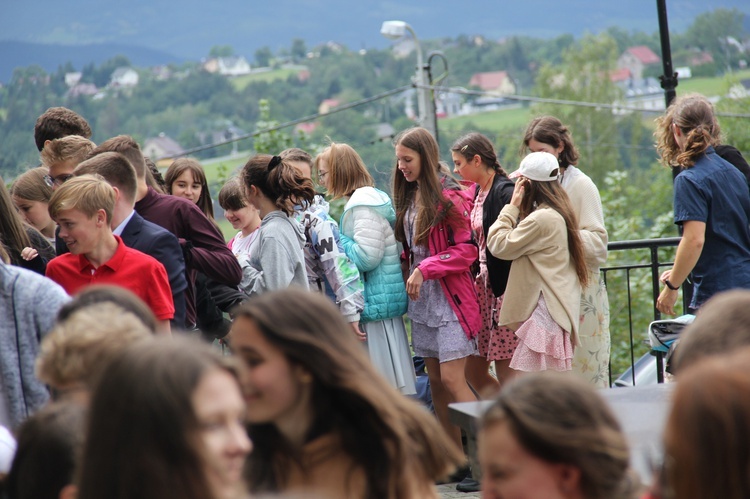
[656,0,678,108]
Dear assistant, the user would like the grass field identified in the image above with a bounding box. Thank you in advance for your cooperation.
[675,69,750,97]
[201,152,249,184]
[230,68,305,92]
[441,105,531,132]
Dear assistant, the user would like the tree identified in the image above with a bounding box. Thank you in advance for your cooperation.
[291,38,307,63]
[253,99,293,154]
[684,8,746,73]
[533,33,623,185]
[716,76,750,158]
[209,45,235,58]
[254,46,272,68]
[80,55,132,88]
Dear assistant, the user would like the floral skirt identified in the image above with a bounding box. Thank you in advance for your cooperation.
[510,293,573,372]
[571,274,611,387]
[474,267,518,361]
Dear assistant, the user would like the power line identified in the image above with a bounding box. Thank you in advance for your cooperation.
[157,85,411,160]
[161,82,750,160]
[424,84,750,118]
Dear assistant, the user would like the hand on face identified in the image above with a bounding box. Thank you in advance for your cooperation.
[511,178,527,208]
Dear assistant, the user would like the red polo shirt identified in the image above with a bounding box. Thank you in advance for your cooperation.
[46,235,175,321]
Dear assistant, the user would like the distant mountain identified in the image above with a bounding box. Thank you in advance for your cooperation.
[0,41,183,82]
[1,0,748,82]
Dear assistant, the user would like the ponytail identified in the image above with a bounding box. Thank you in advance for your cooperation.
[241,154,316,216]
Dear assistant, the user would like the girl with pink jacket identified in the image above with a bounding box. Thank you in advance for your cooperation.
[393,127,480,460]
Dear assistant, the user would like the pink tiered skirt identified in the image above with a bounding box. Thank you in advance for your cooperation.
[509,293,573,372]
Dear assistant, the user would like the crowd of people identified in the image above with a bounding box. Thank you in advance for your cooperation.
[0,92,749,498]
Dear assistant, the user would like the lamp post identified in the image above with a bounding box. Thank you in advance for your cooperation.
[381,20,438,140]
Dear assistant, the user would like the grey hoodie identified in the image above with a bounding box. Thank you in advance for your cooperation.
[239,211,309,296]
[0,262,69,428]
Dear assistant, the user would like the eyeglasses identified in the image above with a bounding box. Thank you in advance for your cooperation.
[317,171,328,182]
[44,173,74,187]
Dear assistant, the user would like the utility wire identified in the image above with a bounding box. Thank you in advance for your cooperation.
[161,82,750,159]
[424,84,750,118]
[158,85,411,160]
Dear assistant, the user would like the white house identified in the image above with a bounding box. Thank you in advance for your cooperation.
[143,134,184,161]
[217,56,251,76]
[64,72,82,87]
[110,67,139,87]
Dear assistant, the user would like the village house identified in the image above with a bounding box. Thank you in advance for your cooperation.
[617,46,661,80]
[203,56,252,76]
[318,98,341,115]
[142,134,184,162]
[109,67,139,88]
[468,70,516,96]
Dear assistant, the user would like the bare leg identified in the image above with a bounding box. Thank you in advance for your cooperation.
[465,355,500,399]
[495,359,518,386]
[425,358,460,452]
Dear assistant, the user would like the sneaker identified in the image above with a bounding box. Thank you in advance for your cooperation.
[456,477,481,493]
[436,464,470,485]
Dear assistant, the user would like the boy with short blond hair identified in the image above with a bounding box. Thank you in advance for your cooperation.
[45,176,174,332]
[36,302,153,402]
[39,136,96,189]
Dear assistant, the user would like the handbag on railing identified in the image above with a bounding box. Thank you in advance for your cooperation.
[648,314,694,352]
[649,314,695,376]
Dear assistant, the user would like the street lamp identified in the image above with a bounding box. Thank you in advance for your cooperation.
[380,20,438,140]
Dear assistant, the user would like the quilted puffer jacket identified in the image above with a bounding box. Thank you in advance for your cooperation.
[340,187,408,322]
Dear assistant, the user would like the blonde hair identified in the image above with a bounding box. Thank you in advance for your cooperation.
[655,93,720,168]
[10,167,53,203]
[36,303,153,388]
[48,175,115,223]
[315,142,374,199]
[40,135,96,168]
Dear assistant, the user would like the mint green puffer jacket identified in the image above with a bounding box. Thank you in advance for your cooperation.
[340,187,408,322]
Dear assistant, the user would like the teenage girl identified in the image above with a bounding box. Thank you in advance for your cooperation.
[392,127,480,454]
[523,116,610,385]
[77,337,251,499]
[283,147,365,341]
[165,157,241,338]
[0,176,55,274]
[486,151,589,372]
[654,93,750,315]
[239,154,315,295]
[218,177,262,259]
[165,158,217,225]
[316,142,415,394]
[450,132,517,394]
[11,167,56,244]
[230,288,463,499]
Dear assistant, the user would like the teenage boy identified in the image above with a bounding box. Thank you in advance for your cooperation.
[34,107,92,152]
[89,135,242,329]
[45,175,174,333]
[39,135,98,256]
[74,152,188,330]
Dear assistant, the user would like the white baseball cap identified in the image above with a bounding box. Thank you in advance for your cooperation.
[509,152,560,182]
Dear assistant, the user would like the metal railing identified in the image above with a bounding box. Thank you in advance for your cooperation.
[602,237,690,386]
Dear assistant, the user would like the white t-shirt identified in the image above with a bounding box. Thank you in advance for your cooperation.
[229,228,259,258]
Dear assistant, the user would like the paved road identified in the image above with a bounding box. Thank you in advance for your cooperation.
[438,482,480,498]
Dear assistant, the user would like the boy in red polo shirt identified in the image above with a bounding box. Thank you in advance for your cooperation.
[45,175,174,333]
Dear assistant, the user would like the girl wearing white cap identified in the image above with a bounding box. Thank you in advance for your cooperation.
[486,152,589,372]
[523,116,610,386]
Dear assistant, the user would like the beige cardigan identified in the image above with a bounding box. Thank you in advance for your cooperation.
[486,203,582,345]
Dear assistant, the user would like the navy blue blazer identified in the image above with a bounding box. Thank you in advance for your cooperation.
[121,212,188,330]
